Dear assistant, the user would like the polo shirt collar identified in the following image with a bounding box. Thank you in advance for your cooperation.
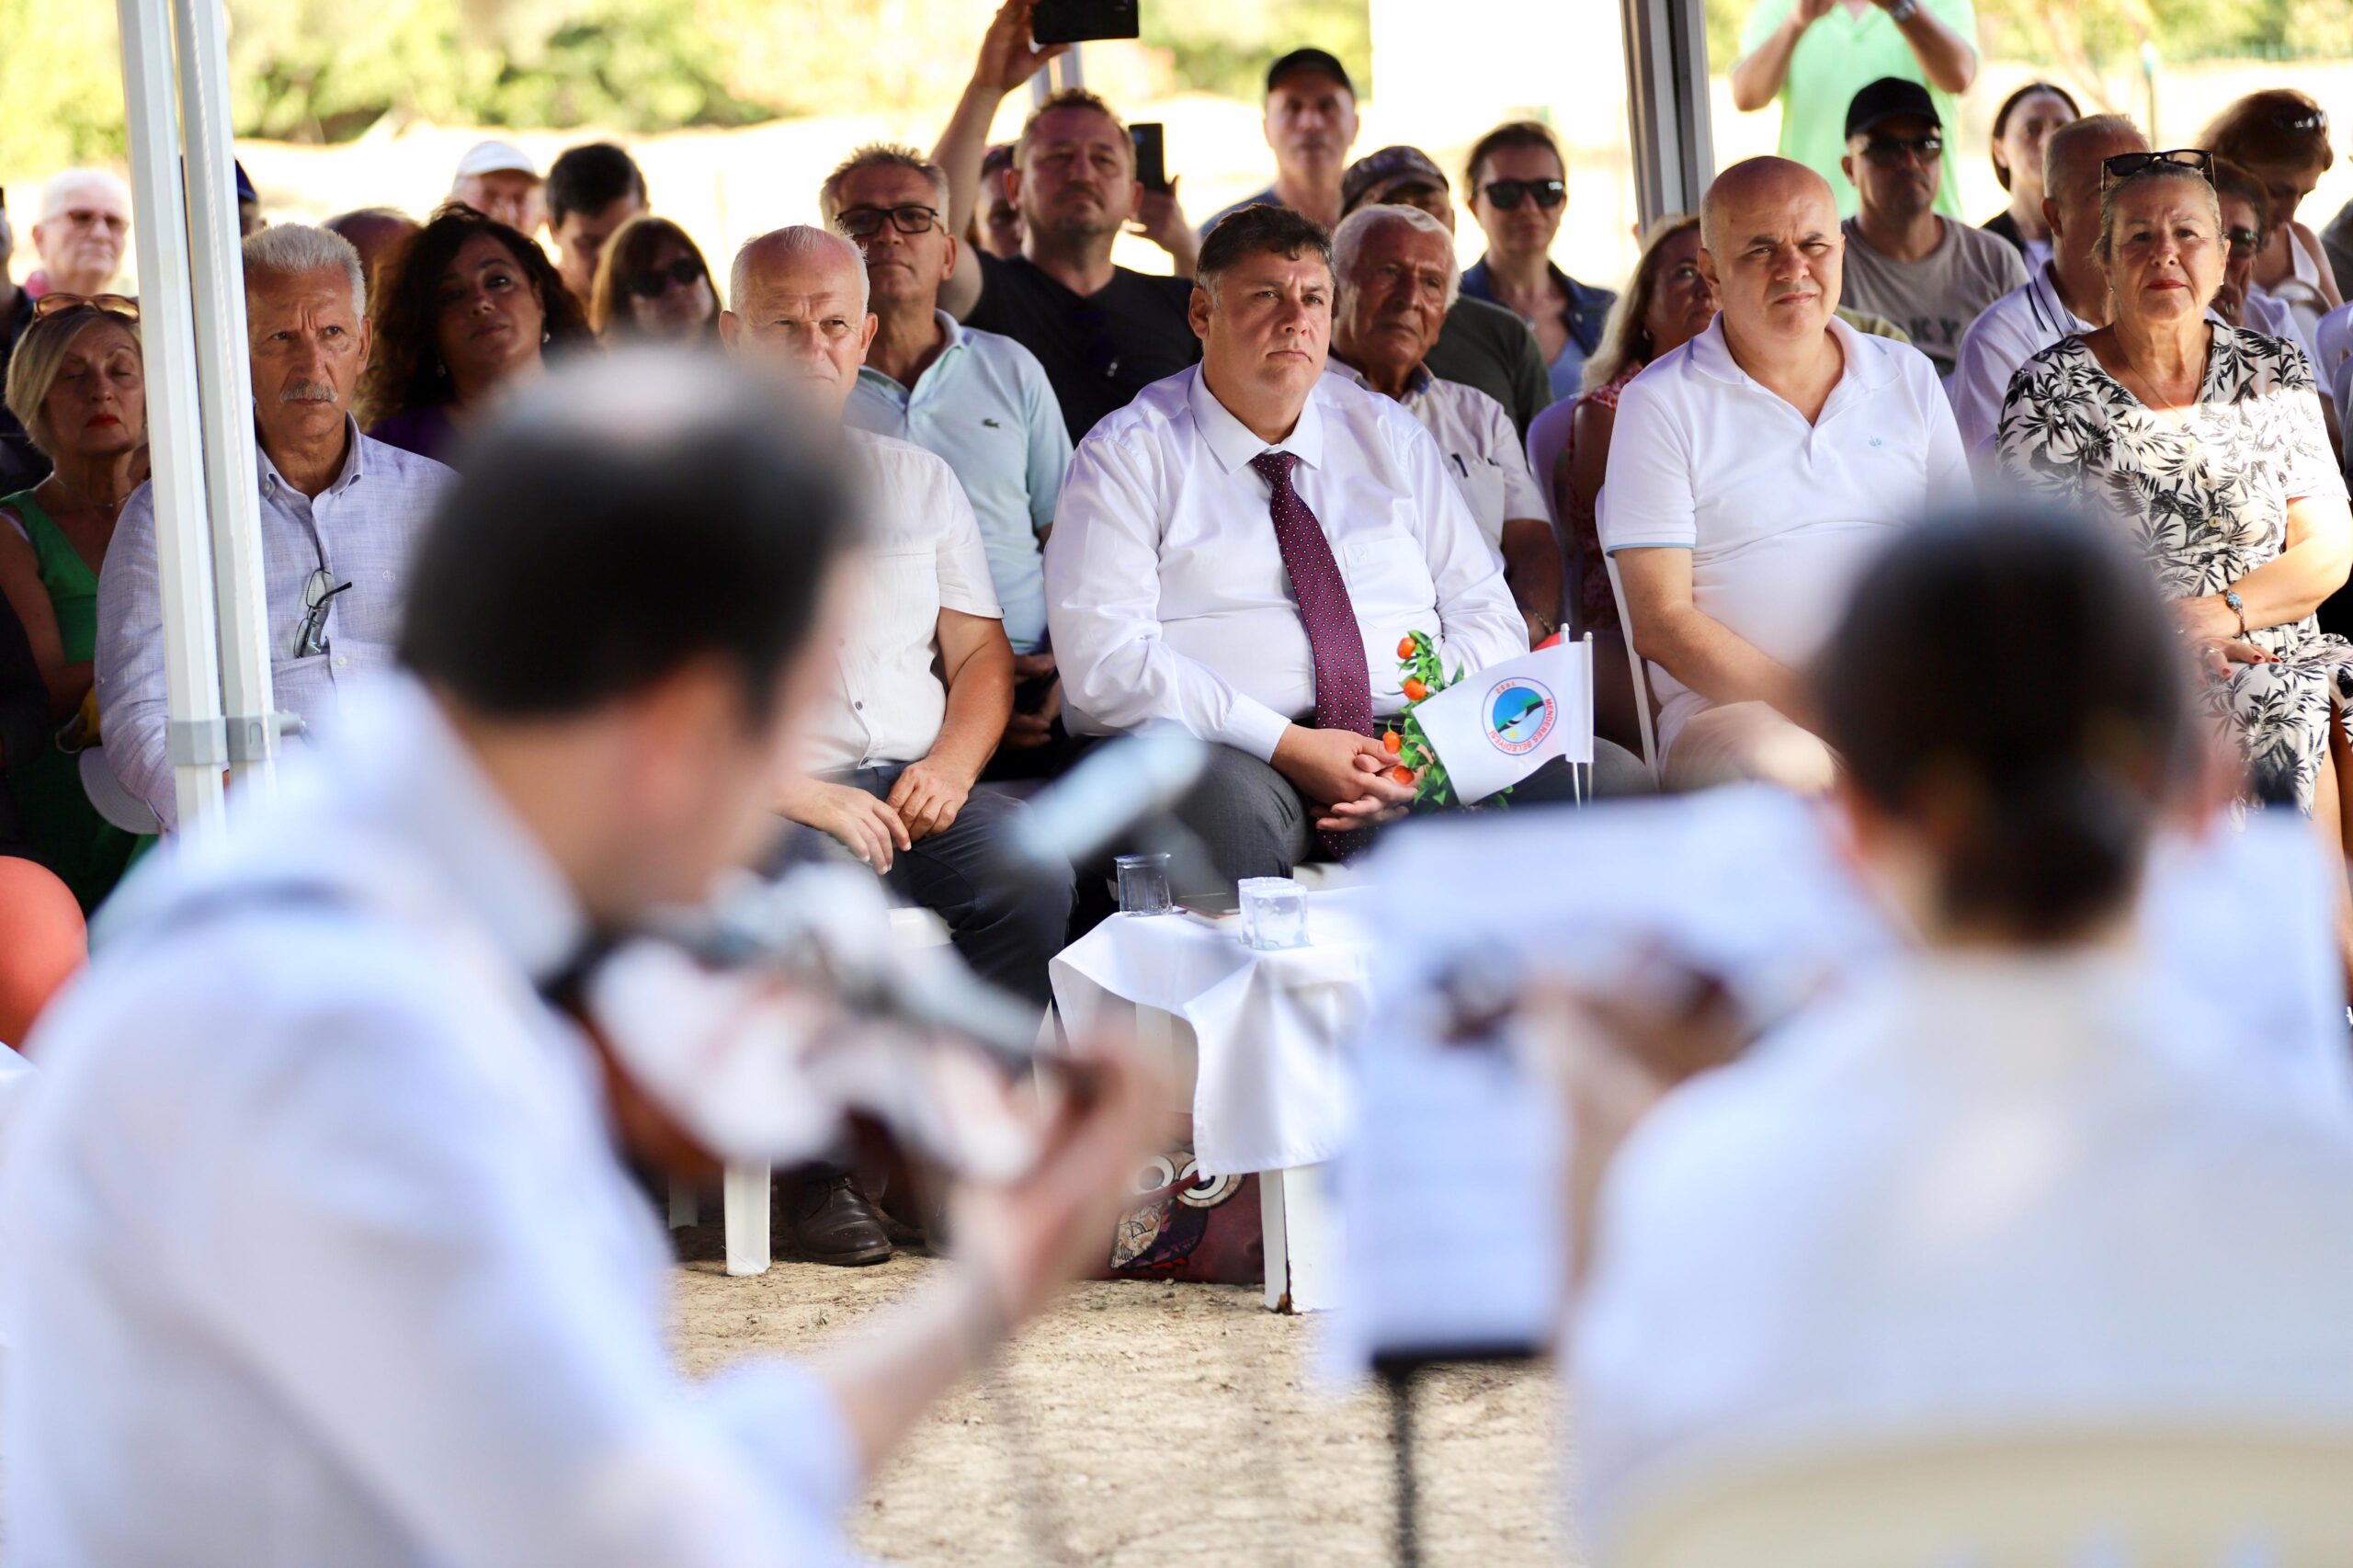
[855,310,966,400]
[256,413,368,498]
[1325,357,1432,400]
[1686,311,1900,393]
[1187,363,1328,474]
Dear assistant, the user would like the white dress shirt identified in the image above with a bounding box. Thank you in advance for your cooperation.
[1,676,869,1568]
[1327,361,1546,549]
[1046,364,1526,761]
[1947,261,2095,453]
[809,426,1003,775]
[95,417,454,829]
[1597,313,1969,758]
[1574,947,2353,1551]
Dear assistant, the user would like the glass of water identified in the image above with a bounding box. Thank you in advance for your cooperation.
[1238,876,1309,950]
[1115,852,1173,915]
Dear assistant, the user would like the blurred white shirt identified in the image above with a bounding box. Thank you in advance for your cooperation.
[1046,364,1526,761]
[1574,947,2353,1551]
[1,676,868,1568]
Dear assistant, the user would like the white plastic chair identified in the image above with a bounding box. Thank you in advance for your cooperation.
[1601,551,1659,783]
[1611,1433,2353,1568]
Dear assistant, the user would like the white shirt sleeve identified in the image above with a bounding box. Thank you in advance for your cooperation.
[183,961,863,1568]
[1917,358,1974,505]
[1045,431,1296,761]
[1395,415,1529,676]
[1946,305,2021,455]
[1483,392,1550,524]
[929,463,1003,620]
[1596,379,1698,555]
[92,481,176,830]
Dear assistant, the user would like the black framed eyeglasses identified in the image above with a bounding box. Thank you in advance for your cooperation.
[1480,178,1565,211]
[834,204,942,239]
[1862,132,1944,164]
[625,256,705,300]
[2225,225,2264,259]
[2101,148,2214,189]
[294,567,352,659]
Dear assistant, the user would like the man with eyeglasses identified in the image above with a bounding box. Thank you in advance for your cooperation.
[933,0,1203,443]
[1835,77,2025,376]
[0,190,45,493]
[823,145,1076,782]
[97,226,454,831]
[27,170,131,302]
[1197,48,1361,237]
[1948,114,2148,452]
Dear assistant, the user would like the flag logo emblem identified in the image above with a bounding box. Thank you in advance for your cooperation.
[1483,678,1556,756]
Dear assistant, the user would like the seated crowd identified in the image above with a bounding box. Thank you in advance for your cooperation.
[6,0,2353,1251]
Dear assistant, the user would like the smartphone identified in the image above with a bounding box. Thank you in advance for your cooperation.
[1130,122,1170,194]
[1031,0,1141,44]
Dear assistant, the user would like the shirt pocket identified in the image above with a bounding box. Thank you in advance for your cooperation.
[857,545,942,654]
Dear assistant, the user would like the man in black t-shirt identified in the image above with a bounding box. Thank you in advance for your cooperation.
[935,0,1203,442]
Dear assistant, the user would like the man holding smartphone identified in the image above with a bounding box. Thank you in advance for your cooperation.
[935,0,1203,443]
[1198,48,1362,237]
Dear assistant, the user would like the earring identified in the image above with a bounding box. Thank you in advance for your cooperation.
[541,328,551,345]
[433,356,447,379]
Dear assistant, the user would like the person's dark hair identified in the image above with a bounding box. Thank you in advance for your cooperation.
[1016,87,1131,168]
[358,202,594,426]
[1988,80,2082,191]
[589,214,720,340]
[399,350,853,721]
[1464,119,1564,198]
[2211,154,2277,236]
[546,142,648,230]
[981,142,1017,179]
[2200,88,2334,179]
[1197,204,1333,297]
[1817,510,2195,944]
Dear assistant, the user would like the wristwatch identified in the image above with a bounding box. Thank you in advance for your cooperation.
[1885,0,1921,20]
[2224,587,2248,639]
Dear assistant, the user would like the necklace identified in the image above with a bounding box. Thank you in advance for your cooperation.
[2109,333,2203,414]
[41,469,126,515]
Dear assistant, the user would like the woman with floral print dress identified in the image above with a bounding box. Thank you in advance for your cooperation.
[1997,154,2353,829]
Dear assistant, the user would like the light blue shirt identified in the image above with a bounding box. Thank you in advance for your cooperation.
[846,312,1069,653]
[95,416,454,829]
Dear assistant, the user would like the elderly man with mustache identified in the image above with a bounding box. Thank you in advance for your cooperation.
[1600,155,1967,793]
[97,225,455,829]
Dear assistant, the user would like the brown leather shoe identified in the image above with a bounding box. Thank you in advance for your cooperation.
[786,1174,892,1267]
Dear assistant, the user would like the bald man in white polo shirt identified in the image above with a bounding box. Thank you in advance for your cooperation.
[1601,156,1968,791]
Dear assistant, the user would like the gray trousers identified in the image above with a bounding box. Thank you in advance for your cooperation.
[1170,738,1653,891]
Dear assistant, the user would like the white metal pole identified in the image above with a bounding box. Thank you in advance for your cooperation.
[171,0,278,800]
[116,0,229,834]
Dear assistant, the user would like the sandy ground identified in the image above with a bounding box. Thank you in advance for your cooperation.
[672,1222,1578,1567]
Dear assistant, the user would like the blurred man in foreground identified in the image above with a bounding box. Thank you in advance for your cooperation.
[3,350,1161,1564]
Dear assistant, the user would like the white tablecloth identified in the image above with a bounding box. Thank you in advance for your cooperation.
[1050,890,1370,1177]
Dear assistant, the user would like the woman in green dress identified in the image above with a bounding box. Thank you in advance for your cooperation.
[0,298,148,913]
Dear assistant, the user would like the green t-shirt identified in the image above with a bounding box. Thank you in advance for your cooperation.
[1738,0,1976,220]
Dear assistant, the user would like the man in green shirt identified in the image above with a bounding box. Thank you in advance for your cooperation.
[1731,0,1980,219]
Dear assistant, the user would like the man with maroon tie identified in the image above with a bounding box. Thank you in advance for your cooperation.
[1044,206,1533,885]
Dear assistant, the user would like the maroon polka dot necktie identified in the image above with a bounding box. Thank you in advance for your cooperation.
[1250,449,1376,858]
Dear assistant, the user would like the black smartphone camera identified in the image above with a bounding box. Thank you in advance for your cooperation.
[1032,0,1141,44]
[1130,122,1169,193]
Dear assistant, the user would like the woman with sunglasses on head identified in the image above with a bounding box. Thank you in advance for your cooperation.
[358,204,595,469]
[0,298,148,912]
[1997,153,2353,969]
[1981,80,2079,271]
[1459,120,1618,403]
[587,215,719,345]
[2200,89,2341,364]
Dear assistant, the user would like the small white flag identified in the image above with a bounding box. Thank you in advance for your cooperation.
[1411,639,1592,804]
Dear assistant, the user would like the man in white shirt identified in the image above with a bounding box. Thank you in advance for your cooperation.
[823,144,1076,778]
[724,225,1068,1007]
[1949,114,2147,451]
[1602,156,1969,792]
[1048,205,1532,885]
[1,353,1163,1567]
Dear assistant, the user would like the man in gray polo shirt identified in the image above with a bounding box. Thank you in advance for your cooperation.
[1836,76,2027,376]
[822,143,1075,777]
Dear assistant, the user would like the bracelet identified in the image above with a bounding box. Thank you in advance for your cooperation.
[1886,0,1921,20]
[2224,587,2249,639]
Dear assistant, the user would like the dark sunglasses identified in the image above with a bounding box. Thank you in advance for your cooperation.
[626,256,705,300]
[1862,132,1943,164]
[1480,178,1565,211]
[835,204,942,239]
[2225,225,2264,260]
[2101,148,2214,189]
[2272,105,2329,134]
[33,291,139,322]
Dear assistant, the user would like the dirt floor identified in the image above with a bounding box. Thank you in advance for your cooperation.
[672,1223,1578,1567]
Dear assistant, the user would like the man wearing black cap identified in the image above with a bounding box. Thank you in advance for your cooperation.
[1340,144,1555,438]
[1836,75,2025,375]
[1199,48,1360,236]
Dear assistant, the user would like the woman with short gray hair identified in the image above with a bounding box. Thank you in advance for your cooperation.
[0,299,148,909]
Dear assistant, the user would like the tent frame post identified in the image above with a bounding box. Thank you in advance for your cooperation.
[1621,0,1718,229]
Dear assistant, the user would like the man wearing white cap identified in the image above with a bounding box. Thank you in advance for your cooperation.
[450,139,542,233]
[28,170,131,301]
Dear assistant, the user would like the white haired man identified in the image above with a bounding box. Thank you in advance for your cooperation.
[28,169,131,301]
[97,225,456,828]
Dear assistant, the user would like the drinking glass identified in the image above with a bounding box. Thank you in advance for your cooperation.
[1115,852,1173,915]
[1238,876,1309,949]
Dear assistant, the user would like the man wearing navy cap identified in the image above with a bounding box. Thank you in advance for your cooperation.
[1199,48,1361,235]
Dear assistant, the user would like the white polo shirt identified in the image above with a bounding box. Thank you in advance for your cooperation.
[1946,261,2096,454]
[1597,313,1969,756]
[1326,361,1546,550]
[810,427,1003,775]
